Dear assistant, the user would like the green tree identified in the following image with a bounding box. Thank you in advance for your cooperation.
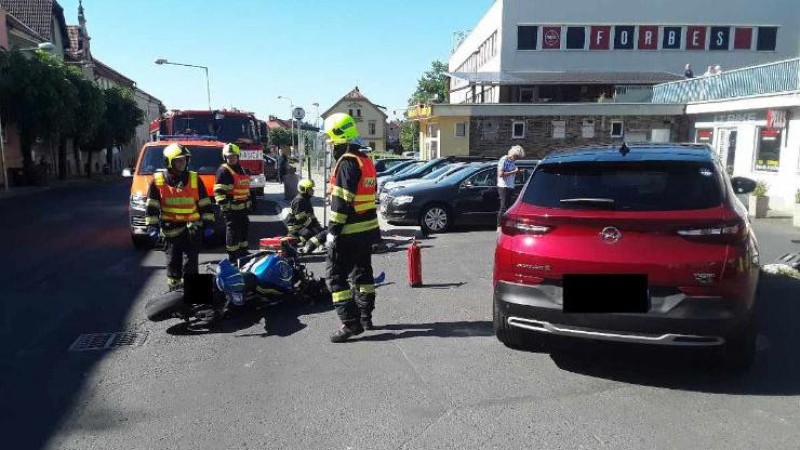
[269,128,293,148]
[408,60,448,105]
[64,68,106,177]
[399,120,419,152]
[82,87,142,178]
[0,51,77,183]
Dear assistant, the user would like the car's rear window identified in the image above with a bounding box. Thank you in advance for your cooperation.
[522,161,722,211]
[137,145,224,175]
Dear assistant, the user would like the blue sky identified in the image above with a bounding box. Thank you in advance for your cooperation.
[58,0,494,123]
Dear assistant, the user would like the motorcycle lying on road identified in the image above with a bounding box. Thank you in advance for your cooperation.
[145,239,330,329]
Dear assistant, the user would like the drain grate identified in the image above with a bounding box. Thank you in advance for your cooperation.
[69,331,149,352]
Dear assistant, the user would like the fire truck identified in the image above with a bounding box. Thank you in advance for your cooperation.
[149,109,269,205]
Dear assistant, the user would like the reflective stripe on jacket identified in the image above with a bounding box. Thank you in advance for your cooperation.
[154,171,200,222]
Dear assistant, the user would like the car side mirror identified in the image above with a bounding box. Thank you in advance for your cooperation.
[122,168,133,178]
[731,176,757,194]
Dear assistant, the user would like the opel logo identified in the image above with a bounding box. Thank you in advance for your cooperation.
[600,227,622,244]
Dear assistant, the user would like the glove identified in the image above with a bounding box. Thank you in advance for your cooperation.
[147,226,160,240]
[203,226,215,239]
[325,233,336,251]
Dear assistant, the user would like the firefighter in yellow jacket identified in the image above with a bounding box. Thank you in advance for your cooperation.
[323,113,381,342]
[145,143,215,290]
[214,143,251,263]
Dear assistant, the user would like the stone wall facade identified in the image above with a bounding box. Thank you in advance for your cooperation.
[469,114,690,158]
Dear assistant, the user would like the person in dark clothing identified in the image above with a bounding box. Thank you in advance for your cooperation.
[286,178,327,253]
[684,63,694,78]
[277,150,288,183]
[145,143,215,291]
[323,113,381,343]
[214,143,252,263]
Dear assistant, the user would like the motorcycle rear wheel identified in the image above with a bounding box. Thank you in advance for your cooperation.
[145,290,184,322]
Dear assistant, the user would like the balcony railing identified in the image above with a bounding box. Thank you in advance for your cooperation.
[652,58,800,104]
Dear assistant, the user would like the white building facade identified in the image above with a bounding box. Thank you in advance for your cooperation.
[450,0,800,104]
[651,58,800,214]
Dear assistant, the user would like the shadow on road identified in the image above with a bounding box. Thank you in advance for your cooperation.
[0,182,159,450]
[355,320,493,342]
[515,273,800,395]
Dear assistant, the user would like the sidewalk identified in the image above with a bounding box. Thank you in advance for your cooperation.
[0,173,123,201]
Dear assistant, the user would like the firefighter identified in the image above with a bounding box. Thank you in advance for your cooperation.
[286,179,327,253]
[145,143,215,291]
[214,143,252,263]
[323,113,381,343]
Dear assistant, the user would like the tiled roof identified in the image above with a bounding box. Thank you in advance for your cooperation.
[0,0,67,44]
[322,86,388,118]
[2,7,47,41]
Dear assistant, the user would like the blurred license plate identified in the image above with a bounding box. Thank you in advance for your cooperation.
[562,274,649,313]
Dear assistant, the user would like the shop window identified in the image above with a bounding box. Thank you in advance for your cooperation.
[754,128,782,172]
[695,129,714,144]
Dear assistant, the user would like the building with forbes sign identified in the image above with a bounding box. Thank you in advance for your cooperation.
[410,0,800,215]
[448,0,799,105]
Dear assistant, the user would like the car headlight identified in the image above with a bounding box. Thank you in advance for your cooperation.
[393,195,414,206]
[250,174,265,184]
[130,194,147,211]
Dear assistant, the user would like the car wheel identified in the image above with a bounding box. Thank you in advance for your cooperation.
[493,297,527,349]
[717,315,756,373]
[420,204,450,233]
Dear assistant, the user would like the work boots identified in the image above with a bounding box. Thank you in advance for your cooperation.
[329,324,364,343]
[360,317,374,330]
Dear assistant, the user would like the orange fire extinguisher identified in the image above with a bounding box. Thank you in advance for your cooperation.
[408,238,422,287]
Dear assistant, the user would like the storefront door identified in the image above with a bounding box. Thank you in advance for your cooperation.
[715,128,738,175]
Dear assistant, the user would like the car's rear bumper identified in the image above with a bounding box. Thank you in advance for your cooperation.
[494,281,753,346]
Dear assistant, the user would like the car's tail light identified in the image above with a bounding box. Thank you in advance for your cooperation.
[676,221,747,244]
[501,217,553,236]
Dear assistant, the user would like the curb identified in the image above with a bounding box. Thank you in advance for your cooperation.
[0,175,123,201]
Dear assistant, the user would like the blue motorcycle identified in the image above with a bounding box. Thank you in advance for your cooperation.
[145,241,330,328]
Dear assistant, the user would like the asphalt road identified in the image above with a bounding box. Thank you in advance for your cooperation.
[1,181,800,450]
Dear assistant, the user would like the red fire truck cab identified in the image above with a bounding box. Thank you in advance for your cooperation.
[149,109,268,206]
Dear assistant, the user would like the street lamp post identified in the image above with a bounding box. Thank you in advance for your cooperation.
[155,58,211,110]
[311,102,320,172]
[0,42,56,191]
[277,95,294,155]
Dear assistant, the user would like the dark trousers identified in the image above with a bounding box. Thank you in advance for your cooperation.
[294,222,324,241]
[224,211,250,262]
[497,187,513,227]
[164,231,199,286]
[325,235,375,329]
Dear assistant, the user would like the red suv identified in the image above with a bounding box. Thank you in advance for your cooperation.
[493,144,760,371]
